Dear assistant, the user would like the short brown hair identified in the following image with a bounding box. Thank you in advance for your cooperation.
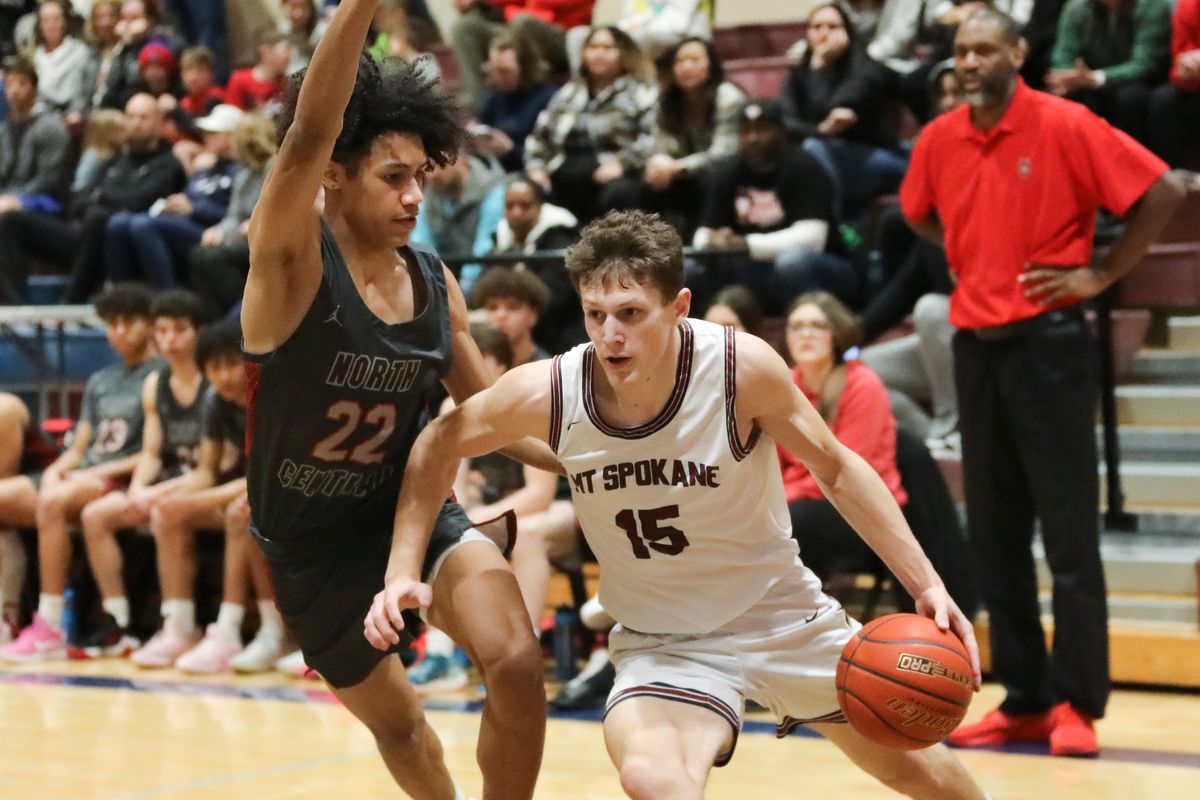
[566,210,683,301]
[489,33,545,86]
[180,45,215,72]
[472,268,552,316]
[470,322,513,370]
[787,291,861,364]
[2,56,38,87]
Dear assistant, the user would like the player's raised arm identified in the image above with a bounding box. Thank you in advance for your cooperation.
[365,361,553,649]
[243,0,379,352]
[736,331,981,685]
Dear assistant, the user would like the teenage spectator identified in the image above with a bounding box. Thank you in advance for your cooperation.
[74,289,209,657]
[279,0,328,73]
[163,0,228,82]
[902,8,1184,755]
[100,0,184,111]
[474,34,557,172]
[1046,0,1172,146]
[450,0,594,110]
[70,0,122,129]
[701,284,764,338]
[0,56,70,237]
[472,266,553,366]
[1148,0,1200,166]
[489,175,584,351]
[411,148,508,295]
[186,112,275,320]
[177,46,222,118]
[783,3,907,221]
[133,42,183,114]
[524,25,657,223]
[777,292,907,576]
[0,284,160,663]
[620,37,744,236]
[31,0,90,113]
[224,31,291,115]
[133,321,283,674]
[690,98,856,315]
[103,103,241,290]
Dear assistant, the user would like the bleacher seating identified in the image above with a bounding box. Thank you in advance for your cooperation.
[724,55,794,99]
[712,22,805,61]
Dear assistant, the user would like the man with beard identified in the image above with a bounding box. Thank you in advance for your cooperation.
[900,6,1185,757]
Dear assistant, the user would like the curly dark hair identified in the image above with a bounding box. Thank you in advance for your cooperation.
[94,283,153,321]
[277,54,462,176]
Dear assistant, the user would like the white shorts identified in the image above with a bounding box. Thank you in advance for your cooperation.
[605,560,860,766]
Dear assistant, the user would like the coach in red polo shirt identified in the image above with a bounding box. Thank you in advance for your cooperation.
[901,7,1184,757]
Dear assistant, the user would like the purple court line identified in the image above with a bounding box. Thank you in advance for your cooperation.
[3,669,1199,770]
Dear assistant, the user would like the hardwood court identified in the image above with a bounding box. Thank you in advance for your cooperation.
[1,661,1197,799]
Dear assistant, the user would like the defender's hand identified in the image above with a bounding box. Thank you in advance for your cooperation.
[364,577,432,650]
[914,585,982,690]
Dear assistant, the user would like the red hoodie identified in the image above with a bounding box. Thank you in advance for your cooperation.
[1172,0,1200,91]
[777,360,908,507]
[495,0,595,29]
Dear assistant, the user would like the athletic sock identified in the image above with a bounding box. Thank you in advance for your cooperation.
[102,596,130,628]
[215,602,245,635]
[162,599,197,635]
[256,599,284,639]
[37,594,64,631]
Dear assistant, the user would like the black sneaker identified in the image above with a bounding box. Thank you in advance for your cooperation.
[67,612,138,660]
[548,660,615,711]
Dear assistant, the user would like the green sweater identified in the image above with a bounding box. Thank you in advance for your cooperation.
[1050,0,1172,85]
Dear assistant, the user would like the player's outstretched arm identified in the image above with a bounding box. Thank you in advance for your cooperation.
[243,0,379,353]
[736,332,981,685]
[364,361,553,651]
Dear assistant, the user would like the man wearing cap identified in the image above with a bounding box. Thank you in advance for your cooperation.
[689,97,858,315]
[102,103,243,290]
[901,7,1185,756]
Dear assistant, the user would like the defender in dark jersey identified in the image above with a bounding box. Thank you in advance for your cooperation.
[0,284,160,662]
[134,321,283,674]
[74,290,211,658]
[242,3,557,797]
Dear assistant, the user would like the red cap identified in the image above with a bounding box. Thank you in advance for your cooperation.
[138,43,177,73]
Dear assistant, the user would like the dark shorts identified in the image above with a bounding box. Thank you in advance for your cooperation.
[259,501,487,689]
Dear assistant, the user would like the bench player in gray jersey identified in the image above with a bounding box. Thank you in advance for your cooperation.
[379,212,988,799]
[71,290,211,658]
[242,3,559,797]
[0,283,161,662]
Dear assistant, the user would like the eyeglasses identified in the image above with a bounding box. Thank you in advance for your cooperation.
[787,319,833,334]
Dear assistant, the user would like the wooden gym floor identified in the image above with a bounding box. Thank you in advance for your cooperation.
[0,660,1197,799]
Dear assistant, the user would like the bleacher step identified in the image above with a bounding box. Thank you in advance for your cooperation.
[1116,385,1200,425]
[1168,315,1200,351]
[1101,462,1200,507]
[1037,592,1197,625]
[1035,536,1198,596]
[1129,350,1200,383]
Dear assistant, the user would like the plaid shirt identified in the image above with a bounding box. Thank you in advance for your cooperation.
[652,81,747,175]
[524,75,660,174]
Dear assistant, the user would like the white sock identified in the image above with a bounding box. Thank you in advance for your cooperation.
[38,593,64,630]
[0,529,26,624]
[102,596,130,628]
[453,782,466,800]
[161,599,196,635]
[425,627,455,658]
[256,599,283,639]
[215,602,244,634]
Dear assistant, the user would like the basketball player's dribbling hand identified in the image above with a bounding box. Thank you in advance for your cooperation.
[364,577,433,650]
[914,586,982,690]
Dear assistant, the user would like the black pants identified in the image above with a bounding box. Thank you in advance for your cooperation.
[1148,84,1200,168]
[0,211,80,303]
[953,308,1109,718]
[788,498,877,576]
[188,239,250,320]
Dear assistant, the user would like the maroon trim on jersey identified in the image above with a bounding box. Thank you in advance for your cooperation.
[723,327,761,462]
[243,360,262,458]
[582,322,694,440]
[776,709,847,737]
[605,681,740,766]
[549,354,564,452]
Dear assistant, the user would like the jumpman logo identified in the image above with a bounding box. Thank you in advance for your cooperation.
[325,305,342,326]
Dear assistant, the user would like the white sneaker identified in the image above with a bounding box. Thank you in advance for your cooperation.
[132,621,199,668]
[229,630,286,674]
[175,624,241,674]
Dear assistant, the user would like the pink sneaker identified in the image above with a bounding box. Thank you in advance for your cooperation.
[0,614,66,662]
[175,624,241,674]
[132,621,200,668]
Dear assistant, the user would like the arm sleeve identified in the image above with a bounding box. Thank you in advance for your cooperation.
[779,68,819,141]
[10,119,70,197]
[859,255,933,341]
[522,91,564,172]
[746,220,830,260]
[1050,0,1085,69]
[1064,107,1167,215]
[899,128,937,224]
[676,82,745,173]
[1101,0,1172,85]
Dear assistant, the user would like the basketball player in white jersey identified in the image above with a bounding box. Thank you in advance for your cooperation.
[370,211,987,799]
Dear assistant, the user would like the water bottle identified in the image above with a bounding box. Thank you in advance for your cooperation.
[61,586,77,646]
[552,605,579,682]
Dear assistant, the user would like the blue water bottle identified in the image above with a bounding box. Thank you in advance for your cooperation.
[61,586,77,646]
[552,605,579,681]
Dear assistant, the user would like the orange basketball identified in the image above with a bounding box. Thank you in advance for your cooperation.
[836,613,973,750]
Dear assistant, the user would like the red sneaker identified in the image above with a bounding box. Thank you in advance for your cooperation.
[945,707,1052,747]
[1049,702,1098,757]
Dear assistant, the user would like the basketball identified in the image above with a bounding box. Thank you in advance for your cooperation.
[836,613,973,750]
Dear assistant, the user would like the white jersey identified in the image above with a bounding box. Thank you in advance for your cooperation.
[550,318,800,635]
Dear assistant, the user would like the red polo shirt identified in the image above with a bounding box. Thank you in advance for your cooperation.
[900,79,1167,329]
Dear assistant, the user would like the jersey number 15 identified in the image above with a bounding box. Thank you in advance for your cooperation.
[616,505,690,559]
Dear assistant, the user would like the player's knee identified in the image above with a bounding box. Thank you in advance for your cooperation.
[36,487,69,519]
[363,708,429,753]
[619,756,699,800]
[80,502,113,536]
[476,634,543,689]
